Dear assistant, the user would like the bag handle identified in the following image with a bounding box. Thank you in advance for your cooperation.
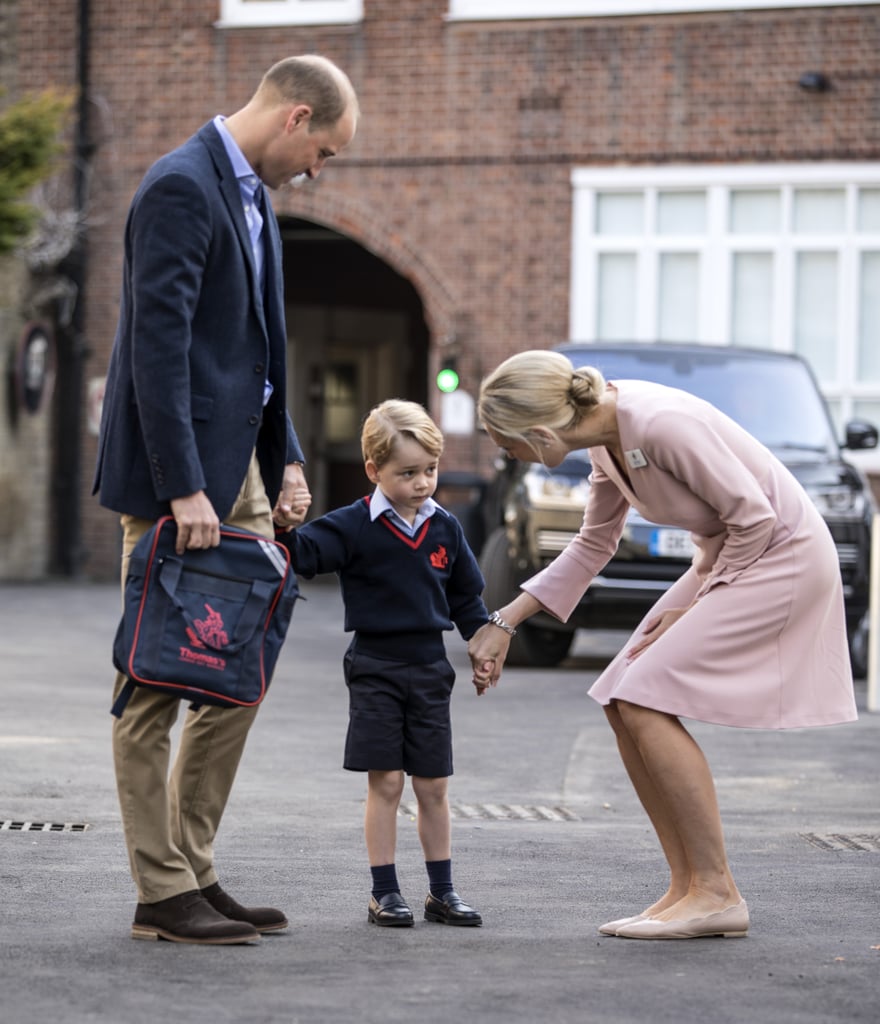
[158,557,276,653]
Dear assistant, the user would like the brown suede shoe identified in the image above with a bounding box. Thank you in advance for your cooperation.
[201,882,289,933]
[132,889,260,944]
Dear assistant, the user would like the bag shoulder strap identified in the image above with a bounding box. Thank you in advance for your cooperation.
[110,678,137,719]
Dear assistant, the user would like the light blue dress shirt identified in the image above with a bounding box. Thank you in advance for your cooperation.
[213,115,272,405]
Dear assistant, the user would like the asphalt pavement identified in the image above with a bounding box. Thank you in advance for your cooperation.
[1,577,878,1024]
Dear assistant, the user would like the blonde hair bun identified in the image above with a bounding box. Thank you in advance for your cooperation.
[570,366,605,409]
[478,349,606,443]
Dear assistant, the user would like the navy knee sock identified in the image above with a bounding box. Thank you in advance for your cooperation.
[426,858,454,899]
[370,863,400,900]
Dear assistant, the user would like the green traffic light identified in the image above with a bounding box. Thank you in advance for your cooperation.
[436,367,460,393]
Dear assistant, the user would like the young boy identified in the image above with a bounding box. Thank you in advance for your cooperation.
[283,399,488,928]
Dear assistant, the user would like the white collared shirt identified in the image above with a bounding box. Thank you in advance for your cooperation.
[369,486,439,537]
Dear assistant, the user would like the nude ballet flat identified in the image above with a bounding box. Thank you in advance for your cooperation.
[598,913,647,936]
[615,900,749,940]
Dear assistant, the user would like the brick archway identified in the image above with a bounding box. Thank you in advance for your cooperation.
[275,190,460,355]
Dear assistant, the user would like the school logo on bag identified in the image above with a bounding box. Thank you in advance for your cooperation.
[186,604,229,649]
[181,603,228,671]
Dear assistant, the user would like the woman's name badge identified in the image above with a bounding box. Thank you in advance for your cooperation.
[625,448,648,469]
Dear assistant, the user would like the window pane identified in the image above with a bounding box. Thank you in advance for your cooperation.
[657,191,706,235]
[794,252,837,378]
[657,253,699,341]
[597,253,636,340]
[857,189,880,232]
[858,251,880,382]
[324,363,360,442]
[221,0,363,25]
[595,193,643,235]
[731,252,773,346]
[793,189,845,233]
[729,190,780,233]
[853,399,880,428]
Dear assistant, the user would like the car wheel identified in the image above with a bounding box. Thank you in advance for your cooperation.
[848,611,869,680]
[479,527,575,668]
[513,620,575,668]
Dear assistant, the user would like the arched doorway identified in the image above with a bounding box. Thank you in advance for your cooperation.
[281,217,430,515]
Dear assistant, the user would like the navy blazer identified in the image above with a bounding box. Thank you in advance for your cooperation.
[93,121,303,521]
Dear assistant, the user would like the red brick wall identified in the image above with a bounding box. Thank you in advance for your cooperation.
[14,0,880,577]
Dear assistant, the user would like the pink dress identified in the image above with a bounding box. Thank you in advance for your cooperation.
[522,381,857,729]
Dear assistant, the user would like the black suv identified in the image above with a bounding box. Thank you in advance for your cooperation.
[479,342,878,674]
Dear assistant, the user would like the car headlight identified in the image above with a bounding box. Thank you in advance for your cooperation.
[523,471,591,509]
[806,485,867,519]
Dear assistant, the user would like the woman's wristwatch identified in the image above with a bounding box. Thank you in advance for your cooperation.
[488,610,517,636]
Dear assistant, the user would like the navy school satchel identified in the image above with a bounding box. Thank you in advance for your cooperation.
[111,516,299,717]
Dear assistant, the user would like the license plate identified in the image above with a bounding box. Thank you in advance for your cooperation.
[649,528,695,558]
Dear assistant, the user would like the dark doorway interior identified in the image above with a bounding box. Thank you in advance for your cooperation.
[281,218,429,514]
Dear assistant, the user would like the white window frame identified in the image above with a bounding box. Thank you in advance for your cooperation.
[447,1,878,21]
[570,162,880,446]
[217,0,363,28]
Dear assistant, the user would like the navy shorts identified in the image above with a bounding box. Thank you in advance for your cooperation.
[342,646,455,778]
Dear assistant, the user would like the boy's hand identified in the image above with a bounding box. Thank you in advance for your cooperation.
[274,463,312,528]
[468,620,513,689]
[273,485,312,529]
[472,660,495,696]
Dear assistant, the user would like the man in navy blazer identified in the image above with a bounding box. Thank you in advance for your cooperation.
[94,55,358,945]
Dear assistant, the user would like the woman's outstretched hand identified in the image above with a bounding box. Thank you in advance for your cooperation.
[469,594,545,692]
[468,622,512,691]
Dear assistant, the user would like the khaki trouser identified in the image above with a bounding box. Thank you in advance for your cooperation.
[111,452,274,903]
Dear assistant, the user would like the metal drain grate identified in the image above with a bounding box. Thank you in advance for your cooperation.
[800,832,880,852]
[399,801,579,822]
[0,821,90,832]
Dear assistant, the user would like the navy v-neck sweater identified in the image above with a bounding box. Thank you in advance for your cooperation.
[284,497,488,663]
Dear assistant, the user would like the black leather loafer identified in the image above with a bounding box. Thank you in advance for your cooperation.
[368,892,414,927]
[132,889,260,944]
[424,891,482,927]
[201,882,288,933]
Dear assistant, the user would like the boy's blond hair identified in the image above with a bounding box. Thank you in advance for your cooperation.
[361,399,444,468]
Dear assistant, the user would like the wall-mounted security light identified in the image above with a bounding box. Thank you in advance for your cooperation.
[798,71,832,93]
